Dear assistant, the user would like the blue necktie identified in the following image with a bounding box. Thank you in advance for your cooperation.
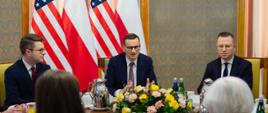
[223,63,229,77]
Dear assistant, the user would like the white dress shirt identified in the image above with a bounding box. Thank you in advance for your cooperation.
[220,56,234,77]
[114,57,137,96]
[22,57,36,79]
[126,57,137,87]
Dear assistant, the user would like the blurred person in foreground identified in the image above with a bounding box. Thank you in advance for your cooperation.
[105,33,157,96]
[203,76,254,113]
[197,32,252,94]
[35,70,84,113]
[4,34,50,107]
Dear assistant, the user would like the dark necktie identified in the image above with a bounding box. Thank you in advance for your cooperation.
[31,66,37,84]
[129,62,135,87]
[223,62,229,77]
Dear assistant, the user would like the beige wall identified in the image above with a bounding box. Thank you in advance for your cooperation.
[0,0,22,63]
[149,0,237,92]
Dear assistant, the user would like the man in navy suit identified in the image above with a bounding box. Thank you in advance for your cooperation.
[4,34,50,106]
[105,33,157,96]
[197,32,252,94]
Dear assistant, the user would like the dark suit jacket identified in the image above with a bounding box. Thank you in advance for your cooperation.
[197,56,252,94]
[105,53,157,96]
[4,59,50,106]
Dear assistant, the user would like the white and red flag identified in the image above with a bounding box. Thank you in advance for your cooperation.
[62,0,98,91]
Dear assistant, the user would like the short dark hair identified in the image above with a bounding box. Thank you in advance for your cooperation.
[123,33,140,45]
[35,70,84,113]
[20,34,43,54]
[217,32,234,39]
[217,32,236,44]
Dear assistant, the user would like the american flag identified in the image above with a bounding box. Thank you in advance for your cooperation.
[89,0,123,58]
[88,0,147,58]
[30,0,146,91]
[30,0,72,72]
[31,0,98,91]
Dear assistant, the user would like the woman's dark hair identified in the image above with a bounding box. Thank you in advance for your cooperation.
[35,70,84,113]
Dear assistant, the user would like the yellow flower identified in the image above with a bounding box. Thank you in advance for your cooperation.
[27,107,36,113]
[186,101,192,110]
[150,84,159,91]
[169,100,179,110]
[122,107,131,113]
[134,85,144,93]
[116,93,124,102]
[139,93,148,103]
[165,94,175,102]
[166,88,173,94]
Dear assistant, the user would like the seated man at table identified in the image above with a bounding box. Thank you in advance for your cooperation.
[4,34,50,107]
[105,33,157,96]
[1,70,84,113]
[197,32,252,94]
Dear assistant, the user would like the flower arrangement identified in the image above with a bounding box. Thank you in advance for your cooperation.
[111,84,192,113]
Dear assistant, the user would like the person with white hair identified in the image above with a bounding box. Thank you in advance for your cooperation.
[203,76,254,113]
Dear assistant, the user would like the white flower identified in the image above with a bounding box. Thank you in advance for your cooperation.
[127,93,137,103]
[152,91,161,98]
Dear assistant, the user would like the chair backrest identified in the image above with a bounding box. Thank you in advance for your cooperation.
[245,58,261,99]
[0,63,13,106]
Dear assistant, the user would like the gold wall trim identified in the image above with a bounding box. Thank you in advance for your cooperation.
[140,0,150,54]
[236,0,245,57]
[22,0,29,36]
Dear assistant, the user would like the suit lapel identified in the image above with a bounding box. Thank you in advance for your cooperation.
[215,58,222,79]
[230,56,240,76]
[18,60,33,86]
[136,55,142,85]
[121,54,128,85]
[36,63,43,78]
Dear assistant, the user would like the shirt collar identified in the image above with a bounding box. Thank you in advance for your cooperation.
[125,57,137,66]
[22,57,36,71]
[221,55,234,65]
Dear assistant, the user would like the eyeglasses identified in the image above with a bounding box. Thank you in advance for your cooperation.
[30,48,46,53]
[125,45,140,50]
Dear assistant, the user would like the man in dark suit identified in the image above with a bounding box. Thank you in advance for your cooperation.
[4,34,50,106]
[105,33,157,96]
[197,32,252,94]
